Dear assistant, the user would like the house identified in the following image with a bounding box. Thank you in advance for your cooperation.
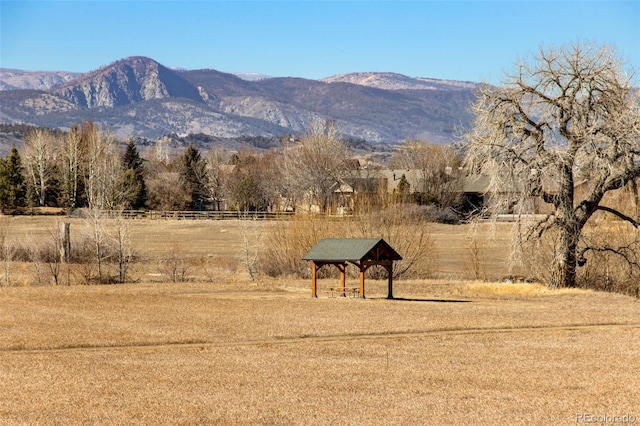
[378,169,422,194]
[458,174,555,215]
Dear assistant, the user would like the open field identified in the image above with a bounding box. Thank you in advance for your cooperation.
[1,215,520,283]
[0,279,639,424]
[1,216,639,424]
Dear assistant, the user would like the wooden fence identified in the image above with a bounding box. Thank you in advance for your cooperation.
[75,210,296,220]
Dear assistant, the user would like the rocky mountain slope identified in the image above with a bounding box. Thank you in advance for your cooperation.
[0,69,81,91]
[321,72,477,91]
[53,57,204,108]
[0,56,477,144]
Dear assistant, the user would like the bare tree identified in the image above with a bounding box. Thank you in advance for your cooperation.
[464,42,640,288]
[82,122,119,210]
[238,212,262,281]
[282,119,351,213]
[83,208,109,283]
[62,124,83,208]
[391,139,462,207]
[146,170,185,211]
[206,146,229,211]
[160,244,189,283]
[110,212,134,284]
[23,129,57,206]
[226,150,282,212]
[277,136,302,211]
[46,220,69,285]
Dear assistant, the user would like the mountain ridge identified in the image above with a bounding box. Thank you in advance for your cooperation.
[53,56,205,108]
[321,72,477,91]
[0,56,478,144]
[0,69,81,91]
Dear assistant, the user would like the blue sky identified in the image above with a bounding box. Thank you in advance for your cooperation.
[1,1,638,83]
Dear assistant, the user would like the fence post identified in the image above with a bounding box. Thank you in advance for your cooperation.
[60,222,71,263]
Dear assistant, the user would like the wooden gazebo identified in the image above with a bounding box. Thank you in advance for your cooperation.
[302,238,402,299]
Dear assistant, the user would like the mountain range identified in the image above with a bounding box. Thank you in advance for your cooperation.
[0,56,478,144]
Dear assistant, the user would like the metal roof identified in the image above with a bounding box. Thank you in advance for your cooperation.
[302,238,402,263]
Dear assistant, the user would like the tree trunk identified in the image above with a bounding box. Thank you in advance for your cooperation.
[60,222,70,263]
[550,223,578,288]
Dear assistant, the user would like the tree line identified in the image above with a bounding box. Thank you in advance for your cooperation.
[0,119,463,216]
[1,121,149,212]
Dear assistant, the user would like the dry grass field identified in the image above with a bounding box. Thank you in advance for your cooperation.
[1,216,639,424]
[0,215,519,283]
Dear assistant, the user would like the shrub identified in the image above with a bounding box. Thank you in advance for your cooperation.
[517,221,640,297]
[260,205,434,280]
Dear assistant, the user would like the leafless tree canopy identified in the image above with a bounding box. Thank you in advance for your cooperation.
[391,139,462,207]
[23,129,57,207]
[281,119,352,213]
[464,42,640,288]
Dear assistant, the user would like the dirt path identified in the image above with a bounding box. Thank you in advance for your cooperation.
[6,321,638,355]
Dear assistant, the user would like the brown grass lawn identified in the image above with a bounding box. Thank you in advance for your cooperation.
[0,217,639,424]
[0,279,638,425]
[1,216,520,283]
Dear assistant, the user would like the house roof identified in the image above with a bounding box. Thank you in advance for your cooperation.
[378,169,422,193]
[302,238,402,262]
[459,174,561,194]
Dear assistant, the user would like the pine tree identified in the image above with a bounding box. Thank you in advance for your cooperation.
[179,144,209,210]
[0,147,27,211]
[119,140,147,209]
[392,174,410,204]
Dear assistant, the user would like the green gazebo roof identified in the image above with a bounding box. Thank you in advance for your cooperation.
[302,238,402,263]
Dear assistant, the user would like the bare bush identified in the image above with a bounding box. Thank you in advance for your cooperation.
[260,205,434,280]
[73,210,137,284]
[465,221,487,280]
[159,244,190,283]
[349,206,434,279]
[517,221,640,297]
[22,238,46,286]
[239,214,262,281]
[260,215,345,278]
[110,214,134,283]
[516,227,555,284]
[194,255,239,282]
[22,220,72,286]
[0,227,15,286]
[577,222,640,297]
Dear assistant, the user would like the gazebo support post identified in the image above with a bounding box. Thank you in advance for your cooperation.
[331,263,347,297]
[359,268,365,299]
[387,263,394,300]
[311,262,318,298]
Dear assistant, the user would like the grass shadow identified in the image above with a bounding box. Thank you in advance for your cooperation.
[389,297,471,303]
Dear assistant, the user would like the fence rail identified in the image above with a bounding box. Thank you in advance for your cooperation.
[72,210,297,221]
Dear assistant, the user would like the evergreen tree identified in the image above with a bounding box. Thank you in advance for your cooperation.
[45,163,63,207]
[0,147,27,211]
[119,140,147,209]
[179,144,209,210]
[396,174,410,202]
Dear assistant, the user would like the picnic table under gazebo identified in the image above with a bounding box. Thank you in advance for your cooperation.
[302,238,402,299]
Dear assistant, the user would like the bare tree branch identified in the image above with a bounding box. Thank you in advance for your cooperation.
[464,41,640,288]
[592,206,640,228]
